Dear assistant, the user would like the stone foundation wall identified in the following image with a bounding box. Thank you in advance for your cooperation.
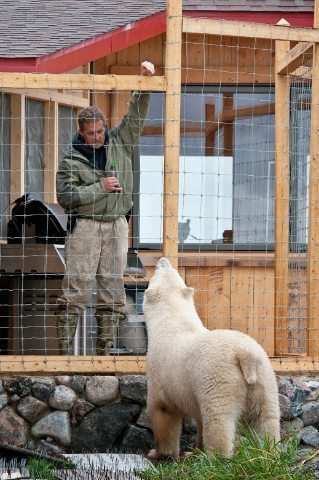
[0,374,319,457]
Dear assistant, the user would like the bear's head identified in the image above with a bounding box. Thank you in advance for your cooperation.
[143,257,194,306]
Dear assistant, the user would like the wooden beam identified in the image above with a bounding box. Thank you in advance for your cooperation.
[307,6,319,357]
[162,0,182,268]
[1,355,319,376]
[274,35,291,356]
[0,73,166,92]
[277,42,313,75]
[0,356,146,374]
[1,88,90,107]
[10,94,25,204]
[183,17,319,43]
[43,101,58,204]
[271,356,319,375]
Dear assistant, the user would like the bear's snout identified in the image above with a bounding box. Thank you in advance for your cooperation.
[156,257,171,269]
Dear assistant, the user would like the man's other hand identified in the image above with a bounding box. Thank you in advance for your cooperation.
[101,176,122,193]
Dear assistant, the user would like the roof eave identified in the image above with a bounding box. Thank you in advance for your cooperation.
[36,11,167,73]
[0,9,314,74]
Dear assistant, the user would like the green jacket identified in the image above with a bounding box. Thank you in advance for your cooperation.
[56,92,150,221]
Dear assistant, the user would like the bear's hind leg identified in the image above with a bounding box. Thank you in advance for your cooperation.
[248,387,280,443]
[148,403,183,460]
[250,415,280,443]
[203,416,236,457]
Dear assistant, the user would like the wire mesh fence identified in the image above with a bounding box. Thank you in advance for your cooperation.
[0,6,318,372]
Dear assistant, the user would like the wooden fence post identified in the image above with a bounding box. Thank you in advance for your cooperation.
[274,21,291,355]
[307,0,319,356]
[162,0,182,268]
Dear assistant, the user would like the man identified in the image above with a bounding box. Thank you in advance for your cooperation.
[56,61,155,355]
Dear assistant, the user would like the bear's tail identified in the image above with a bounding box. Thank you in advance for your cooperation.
[237,349,261,385]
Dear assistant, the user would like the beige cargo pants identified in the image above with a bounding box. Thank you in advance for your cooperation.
[56,216,128,354]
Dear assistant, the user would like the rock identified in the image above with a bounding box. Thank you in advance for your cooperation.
[8,394,21,406]
[3,376,32,398]
[181,432,196,452]
[279,393,291,421]
[49,385,77,411]
[301,401,319,427]
[300,426,319,448]
[70,403,141,452]
[32,411,71,446]
[85,376,119,405]
[69,375,86,394]
[183,417,197,434]
[30,377,56,388]
[277,376,295,398]
[0,380,4,394]
[291,379,312,403]
[17,396,49,423]
[277,377,311,404]
[136,407,152,429]
[281,417,304,440]
[306,381,319,402]
[37,439,66,458]
[120,425,153,454]
[56,376,71,386]
[291,402,303,418]
[0,406,28,447]
[119,375,147,404]
[31,379,55,401]
[0,393,8,411]
[71,399,95,425]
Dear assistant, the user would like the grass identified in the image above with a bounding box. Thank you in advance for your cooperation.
[140,432,316,480]
[27,456,76,480]
[21,432,317,480]
[27,457,59,480]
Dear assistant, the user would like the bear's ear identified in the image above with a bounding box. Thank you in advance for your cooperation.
[182,287,194,299]
[144,287,160,304]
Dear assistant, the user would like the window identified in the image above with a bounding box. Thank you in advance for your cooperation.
[0,93,10,239]
[133,85,275,250]
[25,99,45,200]
[58,105,77,164]
[290,83,310,251]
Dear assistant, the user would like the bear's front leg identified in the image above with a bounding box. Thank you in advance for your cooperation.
[148,402,183,460]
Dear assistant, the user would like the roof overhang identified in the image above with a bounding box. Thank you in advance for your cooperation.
[0,10,314,73]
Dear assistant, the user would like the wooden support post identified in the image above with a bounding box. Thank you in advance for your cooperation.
[274,23,291,355]
[10,94,25,204]
[307,1,319,357]
[43,101,58,204]
[163,0,182,268]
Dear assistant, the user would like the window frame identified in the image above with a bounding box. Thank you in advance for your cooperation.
[132,84,276,252]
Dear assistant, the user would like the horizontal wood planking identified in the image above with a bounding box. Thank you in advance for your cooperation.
[112,64,274,84]
[1,356,319,376]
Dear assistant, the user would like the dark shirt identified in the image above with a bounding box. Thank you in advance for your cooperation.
[72,129,108,171]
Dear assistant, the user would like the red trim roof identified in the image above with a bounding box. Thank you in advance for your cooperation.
[0,10,314,73]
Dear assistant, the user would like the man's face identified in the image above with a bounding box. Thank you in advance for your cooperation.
[79,119,105,149]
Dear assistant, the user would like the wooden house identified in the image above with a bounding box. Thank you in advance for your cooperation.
[0,0,318,374]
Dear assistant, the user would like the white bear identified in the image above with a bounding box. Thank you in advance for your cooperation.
[143,257,280,459]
